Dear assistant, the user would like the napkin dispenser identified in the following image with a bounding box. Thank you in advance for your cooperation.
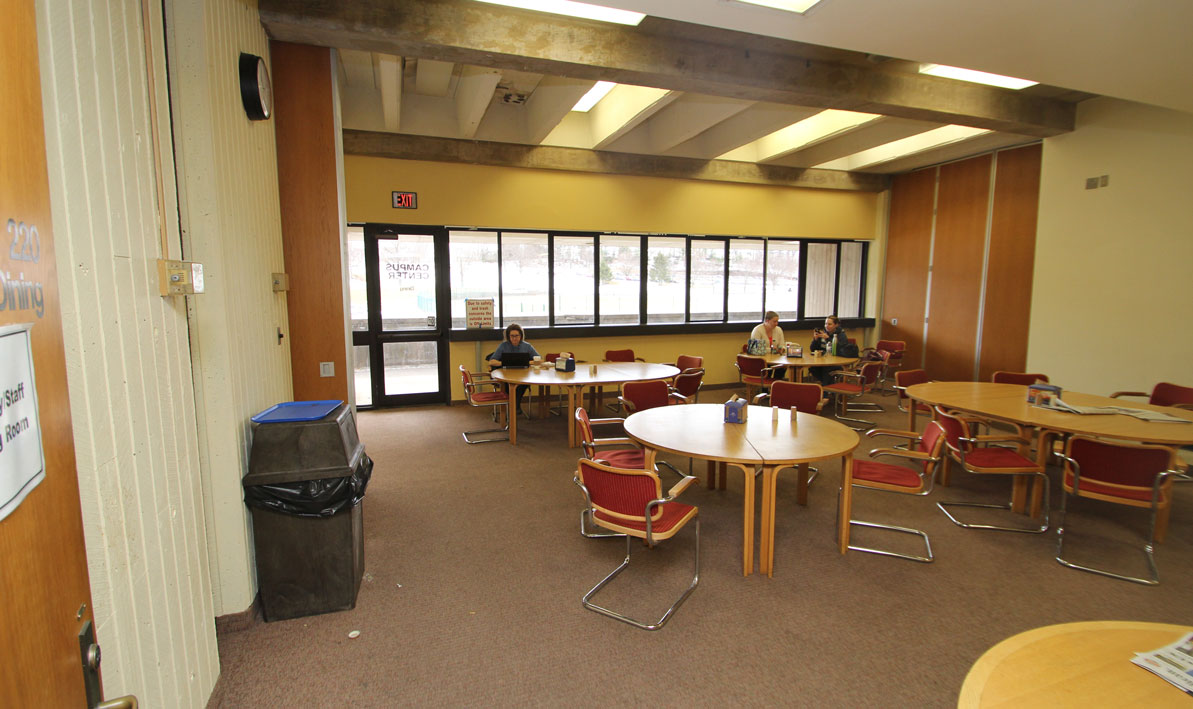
[786,342,802,357]
[1026,382,1061,405]
[724,395,748,423]
[555,357,575,372]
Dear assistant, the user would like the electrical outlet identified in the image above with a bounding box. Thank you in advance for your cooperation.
[1085,177,1099,190]
[891,317,898,326]
[319,362,334,377]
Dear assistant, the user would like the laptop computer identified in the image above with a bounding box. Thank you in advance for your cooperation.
[499,351,532,368]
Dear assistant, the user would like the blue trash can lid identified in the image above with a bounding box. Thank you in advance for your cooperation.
[251,400,344,423]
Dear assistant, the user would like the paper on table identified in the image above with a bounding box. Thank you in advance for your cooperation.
[1103,406,1192,423]
[1036,398,1116,415]
[1131,630,1193,696]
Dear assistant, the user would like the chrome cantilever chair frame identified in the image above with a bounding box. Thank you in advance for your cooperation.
[823,362,884,430]
[459,365,510,444]
[1054,438,1178,585]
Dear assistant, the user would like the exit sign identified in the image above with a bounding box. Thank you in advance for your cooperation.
[391,191,418,209]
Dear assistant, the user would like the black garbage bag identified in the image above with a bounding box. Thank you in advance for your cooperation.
[244,453,373,518]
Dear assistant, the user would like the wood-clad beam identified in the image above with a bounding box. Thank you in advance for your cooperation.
[342,129,891,192]
[259,0,1074,138]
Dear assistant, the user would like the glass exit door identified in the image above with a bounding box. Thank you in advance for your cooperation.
[350,224,449,407]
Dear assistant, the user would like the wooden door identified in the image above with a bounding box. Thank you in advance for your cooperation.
[0,0,97,704]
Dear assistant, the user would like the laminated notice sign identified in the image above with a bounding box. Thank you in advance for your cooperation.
[465,299,494,329]
[0,323,45,522]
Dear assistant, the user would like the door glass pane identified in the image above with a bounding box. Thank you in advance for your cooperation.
[765,239,800,320]
[449,230,499,329]
[689,240,725,321]
[646,236,686,324]
[383,341,438,396]
[353,345,372,406]
[379,234,436,331]
[805,242,838,317]
[836,242,864,317]
[599,234,640,325]
[553,235,594,325]
[728,239,764,322]
[501,232,548,327]
[347,226,367,332]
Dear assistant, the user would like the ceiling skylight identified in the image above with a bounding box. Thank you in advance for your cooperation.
[918,64,1038,90]
[717,109,879,162]
[814,125,991,171]
[572,81,617,112]
[473,0,645,26]
[733,0,823,13]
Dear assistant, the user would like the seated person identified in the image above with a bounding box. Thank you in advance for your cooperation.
[749,310,785,353]
[809,315,849,385]
[488,323,539,417]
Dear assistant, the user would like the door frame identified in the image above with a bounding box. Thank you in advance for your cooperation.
[354,223,451,407]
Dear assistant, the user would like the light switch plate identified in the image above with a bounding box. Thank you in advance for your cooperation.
[319,362,334,377]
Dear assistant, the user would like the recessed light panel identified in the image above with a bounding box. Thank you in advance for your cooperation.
[814,125,991,171]
[473,0,645,26]
[733,0,823,14]
[919,64,1038,90]
[572,81,617,112]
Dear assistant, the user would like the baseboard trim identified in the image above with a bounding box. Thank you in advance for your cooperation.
[214,593,261,635]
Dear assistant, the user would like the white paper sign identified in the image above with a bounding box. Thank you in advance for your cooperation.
[465,298,494,329]
[0,323,44,522]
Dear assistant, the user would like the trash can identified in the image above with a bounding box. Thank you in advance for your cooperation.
[243,401,372,621]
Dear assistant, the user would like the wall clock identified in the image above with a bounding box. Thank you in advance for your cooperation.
[239,52,272,121]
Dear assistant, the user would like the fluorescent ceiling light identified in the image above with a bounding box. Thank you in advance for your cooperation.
[717,109,879,162]
[814,125,991,171]
[919,64,1038,90]
[572,81,616,112]
[472,0,645,26]
[733,0,823,13]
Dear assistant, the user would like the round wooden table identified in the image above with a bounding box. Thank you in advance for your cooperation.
[493,362,679,446]
[959,621,1193,707]
[906,381,1193,513]
[624,403,859,577]
[763,353,859,381]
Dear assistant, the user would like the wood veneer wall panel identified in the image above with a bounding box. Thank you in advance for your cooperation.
[881,168,936,368]
[272,42,348,400]
[978,144,1041,381]
[924,154,992,382]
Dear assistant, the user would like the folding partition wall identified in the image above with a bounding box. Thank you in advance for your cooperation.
[881,144,1042,382]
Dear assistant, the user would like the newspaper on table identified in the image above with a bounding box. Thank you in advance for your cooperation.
[1036,398,1191,423]
[1131,630,1193,695]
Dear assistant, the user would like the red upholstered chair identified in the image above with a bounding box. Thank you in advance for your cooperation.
[763,380,824,413]
[822,362,884,429]
[458,365,509,444]
[604,348,643,363]
[669,368,705,404]
[859,339,905,393]
[933,406,1049,534]
[895,369,933,430]
[844,421,948,563]
[619,379,685,414]
[674,354,703,372]
[991,371,1050,385]
[1111,382,1193,410]
[574,458,700,631]
[735,354,783,402]
[1055,436,1179,585]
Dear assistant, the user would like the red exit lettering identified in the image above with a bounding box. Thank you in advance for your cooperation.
[391,191,418,209]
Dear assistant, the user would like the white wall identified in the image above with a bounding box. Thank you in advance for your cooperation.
[1029,97,1193,395]
[35,0,218,704]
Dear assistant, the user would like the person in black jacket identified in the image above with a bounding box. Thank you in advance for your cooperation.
[809,315,849,385]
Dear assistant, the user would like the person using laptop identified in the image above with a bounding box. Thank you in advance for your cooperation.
[488,323,539,417]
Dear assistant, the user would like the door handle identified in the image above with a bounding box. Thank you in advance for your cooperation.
[97,697,139,709]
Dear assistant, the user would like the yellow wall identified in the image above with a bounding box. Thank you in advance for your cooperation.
[345,156,880,238]
[1030,97,1193,395]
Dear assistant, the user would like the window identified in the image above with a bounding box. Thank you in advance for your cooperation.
[728,239,764,322]
[501,232,549,327]
[836,242,864,318]
[646,236,686,324]
[765,240,800,319]
[804,242,838,318]
[449,230,499,328]
[599,234,640,325]
[553,235,595,325]
[347,226,367,332]
[689,240,725,321]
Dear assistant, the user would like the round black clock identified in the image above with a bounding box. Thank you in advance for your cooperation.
[239,53,272,121]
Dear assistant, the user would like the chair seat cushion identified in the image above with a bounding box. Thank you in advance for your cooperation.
[471,391,508,403]
[965,446,1036,470]
[853,460,921,490]
[594,449,646,469]
[824,383,862,395]
[595,501,696,535]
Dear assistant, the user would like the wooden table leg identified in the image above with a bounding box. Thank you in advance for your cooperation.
[719,462,727,490]
[508,389,518,446]
[566,387,578,448]
[795,462,809,506]
[760,465,775,576]
[838,455,854,554]
[729,463,755,576]
[706,459,716,488]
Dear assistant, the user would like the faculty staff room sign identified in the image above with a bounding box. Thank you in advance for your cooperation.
[0,323,45,522]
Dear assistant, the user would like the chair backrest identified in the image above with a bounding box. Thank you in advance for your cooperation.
[575,407,597,457]
[769,381,822,413]
[1064,436,1175,498]
[605,349,636,362]
[917,421,947,477]
[932,407,972,455]
[544,352,561,363]
[675,354,703,371]
[859,361,883,387]
[621,380,673,412]
[672,369,704,399]
[735,354,765,377]
[895,368,929,401]
[992,371,1050,385]
[876,339,906,364]
[1150,382,1193,408]
[577,459,662,525]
